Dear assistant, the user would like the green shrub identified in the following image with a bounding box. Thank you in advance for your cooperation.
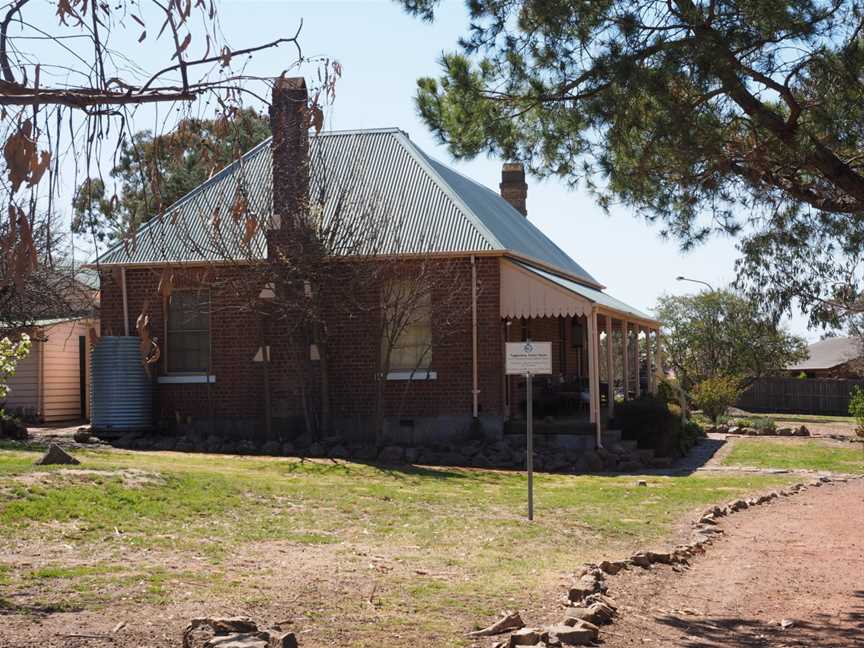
[0,411,28,440]
[677,418,705,455]
[612,394,704,457]
[752,418,776,431]
[656,379,678,405]
[691,376,741,423]
[848,386,864,437]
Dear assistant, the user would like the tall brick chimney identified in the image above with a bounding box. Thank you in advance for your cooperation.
[269,76,309,232]
[499,162,528,216]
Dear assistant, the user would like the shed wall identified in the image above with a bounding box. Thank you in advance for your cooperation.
[4,343,40,418]
[42,320,91,422]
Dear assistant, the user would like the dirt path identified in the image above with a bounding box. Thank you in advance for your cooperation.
[603,479,864,647]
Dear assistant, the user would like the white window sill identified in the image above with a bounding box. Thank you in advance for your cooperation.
[386,370,437,381]
[157,375,216,384]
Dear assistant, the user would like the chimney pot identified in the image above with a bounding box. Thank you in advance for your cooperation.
[500,162,528,216]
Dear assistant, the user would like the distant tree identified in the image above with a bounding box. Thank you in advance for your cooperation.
[0,214,96,330]
[398,0,864,326]
[72,109,271,241]
[691,375,741,424]
[656,289,807,392]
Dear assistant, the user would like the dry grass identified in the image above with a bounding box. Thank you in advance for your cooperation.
[0,445,797,647]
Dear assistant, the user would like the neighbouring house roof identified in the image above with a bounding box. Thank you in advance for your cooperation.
[31,316,96,328]
[788,336,862,371]
[93,128,600,287]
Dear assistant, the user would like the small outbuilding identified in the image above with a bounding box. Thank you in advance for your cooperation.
[4,316,97,423]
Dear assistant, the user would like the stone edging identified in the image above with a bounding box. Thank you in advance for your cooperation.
[483,474,860,647]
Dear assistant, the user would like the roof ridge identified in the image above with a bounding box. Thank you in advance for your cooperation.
[392,132,503,250]
[316,126,405,136]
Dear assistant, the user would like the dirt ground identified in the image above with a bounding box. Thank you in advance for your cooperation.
[602,478,864,647]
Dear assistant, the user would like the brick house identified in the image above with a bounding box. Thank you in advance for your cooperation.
[93,78,661,447]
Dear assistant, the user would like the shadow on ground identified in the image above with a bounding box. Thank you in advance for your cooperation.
[652,590,864,647]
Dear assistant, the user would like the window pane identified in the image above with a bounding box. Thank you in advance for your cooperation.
[168,291,209,332]
[382,280,433,372]
[167,290,210,372]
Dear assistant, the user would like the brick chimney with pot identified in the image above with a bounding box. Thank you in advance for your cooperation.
[499,162,528,216]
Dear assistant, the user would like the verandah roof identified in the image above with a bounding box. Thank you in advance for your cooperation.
[500,260,657,325]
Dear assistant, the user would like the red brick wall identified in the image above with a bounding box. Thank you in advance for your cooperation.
[99,266,266,424]
[98,256,505,434]
[326,256,503,420]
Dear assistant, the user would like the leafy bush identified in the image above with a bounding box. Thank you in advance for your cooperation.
[848,386,864,437]
[691,375,741,423]
[0,333,31,401]
[656,379,678,405]
[752,418,776,431]
[677,418,704,455]
[612,394,704,457]
[0,410,28,440]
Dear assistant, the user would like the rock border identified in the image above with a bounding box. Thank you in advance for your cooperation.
[99,430,679,474]
[709,423,811,437]
[481,474,861,647]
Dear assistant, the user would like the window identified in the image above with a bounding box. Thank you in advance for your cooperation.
[383,282,432,373]
[166,290,210,373]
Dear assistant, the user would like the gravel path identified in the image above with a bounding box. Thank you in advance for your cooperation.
[602,479,864,647]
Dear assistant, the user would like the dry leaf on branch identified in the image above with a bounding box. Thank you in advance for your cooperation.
[3,119,52,192]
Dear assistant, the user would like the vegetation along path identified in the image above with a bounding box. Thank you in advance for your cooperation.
[603,477,864,648]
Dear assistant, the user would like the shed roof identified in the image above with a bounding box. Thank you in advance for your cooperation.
[94,128,601,287]
[788,336,862,371]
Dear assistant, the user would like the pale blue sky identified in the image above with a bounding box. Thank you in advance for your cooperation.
[57,0,814,339]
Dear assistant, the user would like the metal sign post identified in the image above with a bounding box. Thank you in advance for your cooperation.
[525,371,533,520]
[505,341,551,521]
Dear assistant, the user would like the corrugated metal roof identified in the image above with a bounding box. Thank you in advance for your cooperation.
[416,151,599,285]
[513,261,657,323]
[95,128,599,286]
[788,336,861,371]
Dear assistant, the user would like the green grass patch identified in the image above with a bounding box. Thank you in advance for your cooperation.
[0,445,799,643]
[735,411,856,425]
[27,564,120,580]
[723,438,864,473]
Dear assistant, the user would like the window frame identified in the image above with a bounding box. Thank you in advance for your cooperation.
[382,281,434,377]
[163,288,212,375]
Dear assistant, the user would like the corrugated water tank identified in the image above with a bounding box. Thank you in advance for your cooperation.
[91,336,153,432]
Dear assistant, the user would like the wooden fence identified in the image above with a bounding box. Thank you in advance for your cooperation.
[737,377,864,416]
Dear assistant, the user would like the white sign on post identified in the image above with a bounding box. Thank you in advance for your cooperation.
[505,340,551,522]
[505,341,552,375]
